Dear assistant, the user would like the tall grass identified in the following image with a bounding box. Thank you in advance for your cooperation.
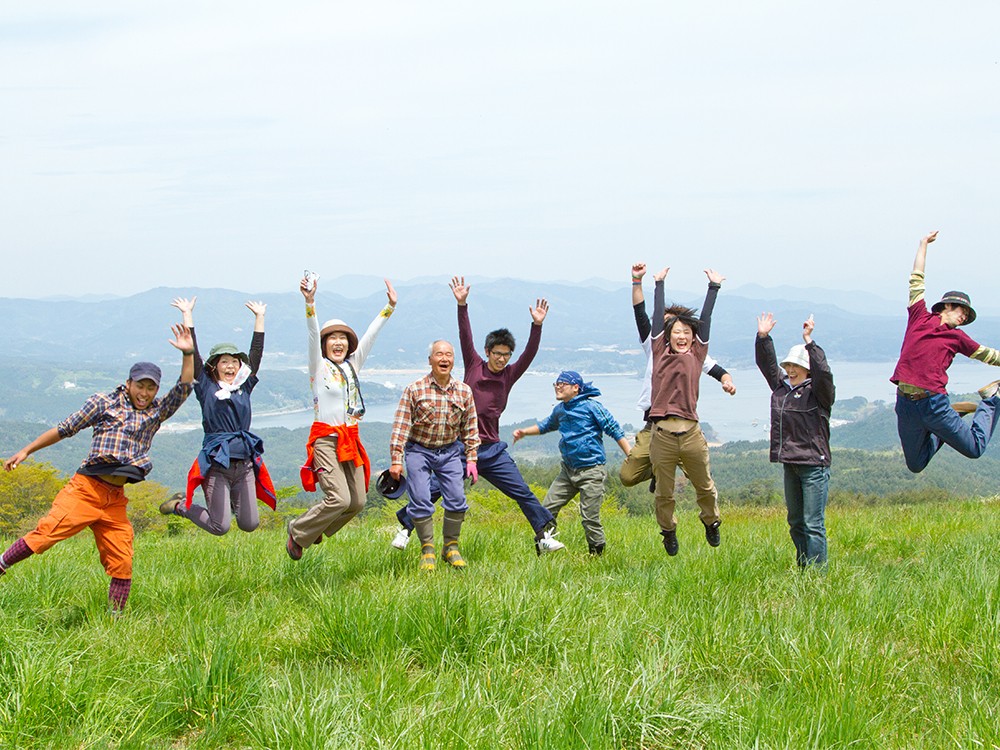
[1,499,999,748]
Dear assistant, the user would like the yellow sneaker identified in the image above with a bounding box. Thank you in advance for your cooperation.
[419,543,436,572]
[442,543,466,569]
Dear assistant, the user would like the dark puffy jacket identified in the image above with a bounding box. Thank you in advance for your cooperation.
[755,336,835,466]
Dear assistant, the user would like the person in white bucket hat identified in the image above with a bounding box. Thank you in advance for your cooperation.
[756,313,835,568]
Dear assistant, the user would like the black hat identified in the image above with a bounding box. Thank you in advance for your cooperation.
[931,291,976,325]
[376,469,407,499]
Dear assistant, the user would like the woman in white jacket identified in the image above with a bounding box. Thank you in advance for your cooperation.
[286,274,397,560]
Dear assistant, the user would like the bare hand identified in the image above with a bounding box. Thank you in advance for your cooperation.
[512,429,525,444]
[450,276,470,305]
[757,312,776,337]
[705,268,726,285]
[721,375,737,396]
[171,297,196,315]
[246,300,267,317]
[530,298,549,325]
[4,449,28,471]
[653,267,670,283]
[802,314,815,342]
[300,276,317,304]
[631,263,646,280]
[389,463,403,481]
[922,231,939,245]
[384,278,398,308]
[169,324,194,353]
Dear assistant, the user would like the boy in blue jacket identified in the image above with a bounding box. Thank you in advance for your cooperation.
[513,371,631,555]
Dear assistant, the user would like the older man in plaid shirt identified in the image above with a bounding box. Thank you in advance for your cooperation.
[389,339,479,571]
[1,324,195,613]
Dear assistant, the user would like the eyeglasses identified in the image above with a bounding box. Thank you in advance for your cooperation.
[553,381,573,388]
[489,350,513,359]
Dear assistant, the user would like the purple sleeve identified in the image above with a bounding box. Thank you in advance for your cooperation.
[506,322,541,384]
[457,305,483,372]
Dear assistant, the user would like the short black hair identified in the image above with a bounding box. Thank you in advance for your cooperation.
[485,328,516,352]
[664,304,700,336]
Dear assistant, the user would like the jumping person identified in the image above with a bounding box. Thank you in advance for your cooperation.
[391,276,564,555]
[621,262,736,490]
[286,275,397,560]
[159,297,276,533]
[389,340,479,571]
[1,325,195,613]
[756,313,835,567]
[512,371,631,556]
[891,231,1000,473]
[647,267,725,556]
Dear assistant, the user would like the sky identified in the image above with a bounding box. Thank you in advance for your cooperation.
[2,2,998,301]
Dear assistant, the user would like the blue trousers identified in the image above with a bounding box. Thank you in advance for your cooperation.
[895,392,1000,473]
[783,464,829,567]
[397,441,554,533]
[403,441,468,518]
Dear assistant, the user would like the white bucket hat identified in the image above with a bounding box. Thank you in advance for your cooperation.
[780,344,810,371]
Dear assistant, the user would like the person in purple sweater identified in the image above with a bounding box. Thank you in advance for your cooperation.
[891,231,1000,472]
[391,276,565,555]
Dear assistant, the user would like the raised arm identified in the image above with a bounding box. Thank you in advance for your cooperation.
[631,263,651,342]
[453,276,480,370]
[352,279,397,371]
[246,301,266,375]
[171,297,202,376]
[168,324,196,385]
[650,267,669,338]
[909,232,937,305]
[698,269,724,343]
[506,299,546,380]
[301,275,322,377]
[755,312,783,391]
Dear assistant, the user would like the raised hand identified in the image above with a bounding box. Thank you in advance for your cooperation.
[168,323,194,354]
[530,298,549,324]
[705,268,726,285]
[922,231,939,245]
[171,297,196,327]
[450,276,470,305]
[653,267,670,283]
[757,312,776,337]
[384,278,398,308]
[631,263,646,280]
[802,314,815,343]
[246,300,267,317]
[299,276,317,304]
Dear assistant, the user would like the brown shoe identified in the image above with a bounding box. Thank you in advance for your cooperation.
[951,401,978,415]
[978,380,1000,400]
[158,492,183,515]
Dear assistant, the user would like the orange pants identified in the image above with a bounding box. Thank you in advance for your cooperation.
[24,473,134,579]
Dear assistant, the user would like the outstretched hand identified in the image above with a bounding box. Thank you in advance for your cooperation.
[246,300,267,317]
[171,297,196,327]
[922,231,939,245]
[653,267,670,283]
[168,323,194,354]
[802,314,815,343]
[450,276,470,305]
[512,428,526,444]
[384,278,398,308]
[757,312,776,337]
[705,268,726,285]
[530,298,549,324]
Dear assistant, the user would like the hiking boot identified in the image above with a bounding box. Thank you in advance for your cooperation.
[704,520,721,547]
[158,492,183,516]
[648,476,657,493]
[391,526,412,550]
[442,543,466,569]
[420,543,437,572]
[286,526,303,561]
[661,529,679,556]
[535,525,566,555]
[978,380,1000,400]
[952,401,978,415]
[588,543,605,557]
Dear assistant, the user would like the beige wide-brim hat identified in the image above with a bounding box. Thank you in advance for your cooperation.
[320,319,359,355]
[780,344,810,371]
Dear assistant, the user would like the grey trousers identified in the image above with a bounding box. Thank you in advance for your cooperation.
[179,458,259,535]
[289,435,366,548]
[542,462,608,549]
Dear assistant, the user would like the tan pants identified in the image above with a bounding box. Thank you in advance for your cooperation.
[289,436,366,547]
[619,422,653,487]
[648,421,719,532]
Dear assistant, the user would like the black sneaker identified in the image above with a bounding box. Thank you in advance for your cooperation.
[704,520,721,547]
[648,476,656,493]
[588,543,605,557]
[661,529,678,556]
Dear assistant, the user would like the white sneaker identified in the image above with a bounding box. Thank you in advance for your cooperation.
[391,527,412,550]
[535,529,565,554]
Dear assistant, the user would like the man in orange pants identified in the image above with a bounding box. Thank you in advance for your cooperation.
[1,324,194,613]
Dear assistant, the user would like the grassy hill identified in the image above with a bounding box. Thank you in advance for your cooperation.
[0,500,998,748]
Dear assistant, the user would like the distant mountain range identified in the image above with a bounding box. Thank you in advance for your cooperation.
[4,276,1000,374]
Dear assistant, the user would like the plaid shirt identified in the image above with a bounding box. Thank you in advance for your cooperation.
[57,381,193,478]
[389,375,479,464]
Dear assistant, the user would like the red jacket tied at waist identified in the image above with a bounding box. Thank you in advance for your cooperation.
[300,421,371,492]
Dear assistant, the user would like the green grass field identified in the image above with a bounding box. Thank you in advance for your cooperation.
[1,500,999,749]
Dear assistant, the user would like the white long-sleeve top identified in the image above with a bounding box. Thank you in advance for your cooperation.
[306,302,394,426]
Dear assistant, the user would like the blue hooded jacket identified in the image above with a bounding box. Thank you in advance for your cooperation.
[536,383,625,469]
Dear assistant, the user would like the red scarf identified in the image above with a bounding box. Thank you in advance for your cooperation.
[300,421,370,492]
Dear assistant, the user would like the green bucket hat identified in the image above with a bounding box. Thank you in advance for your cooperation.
[206,343,250,368]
